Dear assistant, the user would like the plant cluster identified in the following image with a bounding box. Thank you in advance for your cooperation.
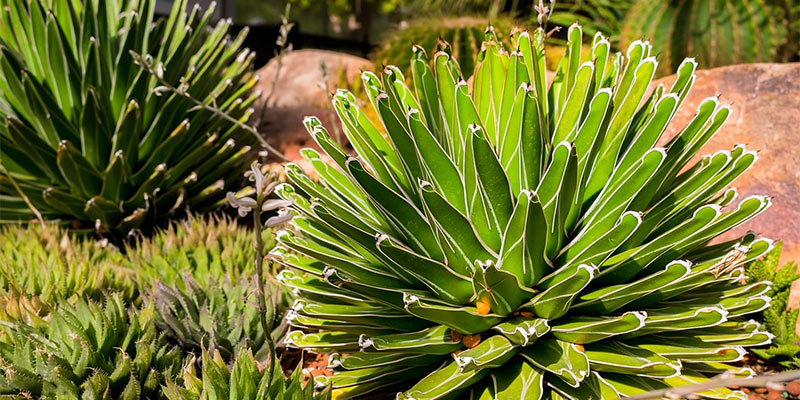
[277,23,774,399]
[746,243,800,368]
[0,210,312,399]
[0,0,259,235]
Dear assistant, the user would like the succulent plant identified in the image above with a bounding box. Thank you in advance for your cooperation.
[162,345,326,400]
[0,0,259,234]
[152,274,289,362]
[374,16,515,78]
[745,242,800,368]
[275,24,775,399]
[621,0,799,76]
[0,293,183,399]
[0,223,136,304]
[126,214,274,288]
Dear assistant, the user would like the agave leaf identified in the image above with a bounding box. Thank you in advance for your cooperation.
[481,359,545,400]
[520,339,589,388]
[551,311,647,344]
[284,331,360,351]
[536,141,577,260]
[397,360,490,400]
[358,325,462,355]
[409,109,466,213]
[454,335,518,373]
[526,264,596,320]
[472,260,536,316]
[493,318,550,346]
[330,352,444,370]
[347,158,443,260]
[377,235,474,304]
[497,190,549,287]
[403,294,503,335]
[632,337,746,363]
[418,180,495,276]
[584,341,681,378]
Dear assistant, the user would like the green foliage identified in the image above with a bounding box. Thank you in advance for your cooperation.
[0,215,269,306]
[0,0,259,234]
[0,223,136,304]
[746,242,800,368]
[127,214,273,288]
[152,274,290,363]
[374,16,515,78]
[621,0,799,75]
[0,294,183,399]
[163,346,325,400]
[277,23,774,399]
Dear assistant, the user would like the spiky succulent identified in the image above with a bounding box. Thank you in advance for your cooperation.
[152,274,288,362]
[162,346,326,400]
[275,24,775,399]
[621,0,799,76]
[0,223,136,303]
[0,0,258,234]
[0,294,183,399]
[127,214,274,288]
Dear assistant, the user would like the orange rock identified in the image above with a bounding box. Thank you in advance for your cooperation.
[462,334,481,348]
[519,311,535,318]
[653,63,800,265]
[786,380,800,395]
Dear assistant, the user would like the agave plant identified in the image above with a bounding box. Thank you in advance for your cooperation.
[162,346,326,400]
[0,0,259,234]
[0,293,183,398]
[152,274,289,362]
[274,24,775,399]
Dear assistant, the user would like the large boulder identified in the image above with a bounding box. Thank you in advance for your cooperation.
[654,63,800,263]
[255,49,373,109]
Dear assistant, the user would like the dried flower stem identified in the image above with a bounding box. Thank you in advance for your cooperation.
[261,4,294,119]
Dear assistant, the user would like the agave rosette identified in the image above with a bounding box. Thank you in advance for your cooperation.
[0,0,258,233]
[274,24,774,399]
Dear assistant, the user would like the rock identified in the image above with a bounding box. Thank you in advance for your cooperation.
[786,380,800,396]
[254,49,373,109]
[654,63,800,264]
[788,279,800,311]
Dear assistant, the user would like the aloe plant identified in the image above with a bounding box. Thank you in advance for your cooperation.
[274,23,774,399]
[0,294,183,399]
[152,274,289,363]
[162,346,326,400]
[0,223,136,304]
[0,0,259,234]
[127,214,274,288]
[746,243,800,368]
[621,0,799,75]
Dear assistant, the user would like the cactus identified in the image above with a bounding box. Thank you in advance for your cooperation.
[374,16,515,78]
[622,0,799,75]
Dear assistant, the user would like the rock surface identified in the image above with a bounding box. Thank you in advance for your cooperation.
[254,49,373,109]
[654,63,800,264]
